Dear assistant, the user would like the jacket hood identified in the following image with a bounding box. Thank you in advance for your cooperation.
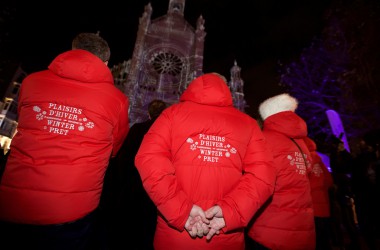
[180,73,233,106]
[263,111,308,138]
[48,49,114,84]
[259,93,298,121]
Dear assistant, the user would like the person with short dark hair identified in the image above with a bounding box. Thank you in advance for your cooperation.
[148,99,167,120]
[100,99,167,250]
[72,32,111,63]
[0,32,130,250]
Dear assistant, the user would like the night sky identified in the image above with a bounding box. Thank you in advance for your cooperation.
[3,0,331,116]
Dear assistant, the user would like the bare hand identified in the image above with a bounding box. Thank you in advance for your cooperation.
[205,205,226,240]
[185,205,210,238]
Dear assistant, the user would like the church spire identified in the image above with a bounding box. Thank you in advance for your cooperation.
[229,60,247,112]
[168,0,185,16]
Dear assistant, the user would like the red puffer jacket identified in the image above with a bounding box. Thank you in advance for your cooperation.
[0,49,129,225]
[247,94,316,250]
[304,137,334,217]
[135,73,276,250]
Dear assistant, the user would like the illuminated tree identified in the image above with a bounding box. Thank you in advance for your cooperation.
[279,0,380,149]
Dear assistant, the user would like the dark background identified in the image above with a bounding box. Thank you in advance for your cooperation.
[2,0,331,116]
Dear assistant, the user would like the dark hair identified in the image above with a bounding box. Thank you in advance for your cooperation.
[148,100,167,119]
[71,32,110,62]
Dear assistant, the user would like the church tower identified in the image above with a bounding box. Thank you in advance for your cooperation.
[229,60,247,112]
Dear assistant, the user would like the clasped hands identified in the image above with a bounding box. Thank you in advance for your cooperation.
[184,204,226,240]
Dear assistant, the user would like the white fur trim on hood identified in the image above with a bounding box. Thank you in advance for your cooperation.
[259,93,298,120]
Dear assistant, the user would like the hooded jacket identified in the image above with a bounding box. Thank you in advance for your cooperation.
[135,73,276,250]
[247,93,316,250]
[304,136,334,217]
[0,49,129,225]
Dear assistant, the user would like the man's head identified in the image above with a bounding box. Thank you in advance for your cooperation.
[72,32,111,63]
[148,100,167,120]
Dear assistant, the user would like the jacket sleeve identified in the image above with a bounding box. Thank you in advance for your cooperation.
[134,109,193,231]
[217,121,276,232]
[111,98,130,158]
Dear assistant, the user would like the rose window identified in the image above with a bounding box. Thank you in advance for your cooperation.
[151,52,183,76]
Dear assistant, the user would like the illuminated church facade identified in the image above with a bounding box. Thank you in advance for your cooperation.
[111,0,247,125]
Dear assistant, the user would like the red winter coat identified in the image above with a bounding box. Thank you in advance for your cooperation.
[135,73,276,250]
[304,137,334,217]
[0,49,129,225]
[247,111,316,250]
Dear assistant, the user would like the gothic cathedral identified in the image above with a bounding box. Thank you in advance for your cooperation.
[111,0,247,126]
